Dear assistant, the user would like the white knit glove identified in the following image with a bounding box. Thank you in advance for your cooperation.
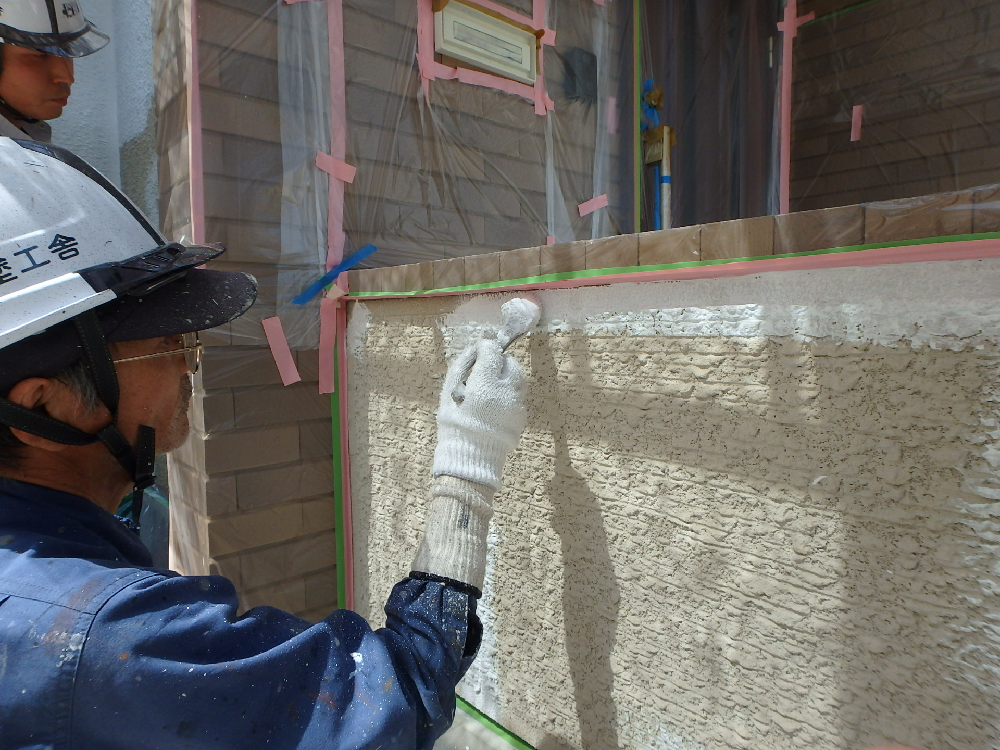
[413,337,528,589]
[432,337,528,491]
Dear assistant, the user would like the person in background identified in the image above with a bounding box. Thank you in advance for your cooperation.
[0,0,108,142]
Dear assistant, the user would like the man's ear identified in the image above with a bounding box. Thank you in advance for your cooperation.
[5,377,108,452]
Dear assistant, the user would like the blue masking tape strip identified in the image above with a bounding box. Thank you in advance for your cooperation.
[292,244,378,305]
[660,175,672,184]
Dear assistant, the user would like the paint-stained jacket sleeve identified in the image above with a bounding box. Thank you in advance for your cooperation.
[70,573,480,749]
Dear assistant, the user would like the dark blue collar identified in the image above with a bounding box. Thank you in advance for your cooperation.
[0,477,153,567]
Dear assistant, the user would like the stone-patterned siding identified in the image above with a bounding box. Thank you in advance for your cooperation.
[792,0,1000,210]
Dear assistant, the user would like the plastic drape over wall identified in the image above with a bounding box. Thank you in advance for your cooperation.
[344,0,636,269]
[641,0,781,228]
[161,0,338,618]
[791,0,1000,211]
[158,0,635,617]
[155,0,193,247]
[176,0,637,350]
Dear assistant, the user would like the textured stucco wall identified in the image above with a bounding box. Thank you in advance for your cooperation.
[347,259,1000,750]
[49,0,158,221]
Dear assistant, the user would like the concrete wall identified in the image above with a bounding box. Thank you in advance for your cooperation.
[51,0,158,222]
[346,260,1000,749]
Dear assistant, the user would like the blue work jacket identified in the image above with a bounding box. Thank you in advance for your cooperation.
[0,478,480,749]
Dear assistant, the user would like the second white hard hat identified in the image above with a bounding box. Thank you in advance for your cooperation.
[0,0,109,57]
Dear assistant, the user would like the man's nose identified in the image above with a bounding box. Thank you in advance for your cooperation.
[50,56,75,85]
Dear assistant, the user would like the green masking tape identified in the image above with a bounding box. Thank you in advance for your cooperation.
[348,231,1000,299]
[455,696,538,750]
[331,346,347,611]
[334,226,1000,718]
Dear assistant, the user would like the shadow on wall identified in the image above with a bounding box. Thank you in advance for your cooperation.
[496,329,1000,749]
[348,298,1000,750]
[534,332,622,750]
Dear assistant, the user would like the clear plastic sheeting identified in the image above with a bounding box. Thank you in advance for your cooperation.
[176,0,637,353]
[640,0,781,227]
[792,0,1000,211]
[346,0,636,265]
[159,0,638,616]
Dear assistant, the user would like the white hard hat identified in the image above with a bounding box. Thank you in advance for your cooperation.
[0,136,257,385]
[0,136,233,350]
[0,0,108,57]
[0,137,256,525]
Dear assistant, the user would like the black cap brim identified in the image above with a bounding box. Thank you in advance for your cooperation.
[100,268,257,342]
[0,269,257,394]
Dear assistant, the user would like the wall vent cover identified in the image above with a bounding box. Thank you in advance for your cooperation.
[434,1,537,85]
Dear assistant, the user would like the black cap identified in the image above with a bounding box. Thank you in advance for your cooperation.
[0,268,257,394]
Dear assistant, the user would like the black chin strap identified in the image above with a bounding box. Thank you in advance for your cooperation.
[0,96,40,125]
[72,313,156,528]
[0,312,156,532]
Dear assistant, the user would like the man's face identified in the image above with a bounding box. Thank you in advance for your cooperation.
[109,335,196,455]
[0,44,74,121]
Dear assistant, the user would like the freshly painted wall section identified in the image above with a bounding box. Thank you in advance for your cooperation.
[347,259,1000,750]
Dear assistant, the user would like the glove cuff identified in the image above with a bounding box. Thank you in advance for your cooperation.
[411,475,495,590]
[431,430,510,492]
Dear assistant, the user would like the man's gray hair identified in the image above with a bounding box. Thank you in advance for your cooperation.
[54,359,100,412]
[0,359,99,470]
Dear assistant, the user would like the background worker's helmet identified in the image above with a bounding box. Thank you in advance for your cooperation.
[0,137,256,525]
[0,0,109,57]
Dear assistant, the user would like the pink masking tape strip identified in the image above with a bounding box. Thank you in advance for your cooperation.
[533,35,551,116]
[262,317,302,386]
[187,0,205,244]
[542,40,555,112]
[361,239,1000,301]
[335,298,354,610]
[325,0,348,269]
[851,104,864,142]
[316,152,357,183]
[325,0,355,609]
[532,0,545,28]
[469,0,533,25]
[777,3,814,214]
[430,60,536,103]
[547,235,557,245]
[457,67,535,100]
[417,0,435,79]
[578,194,609,217]
[541,28,556,45]
[319,297,338,394]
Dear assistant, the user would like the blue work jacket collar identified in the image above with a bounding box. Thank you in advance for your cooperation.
[0,477,153,568]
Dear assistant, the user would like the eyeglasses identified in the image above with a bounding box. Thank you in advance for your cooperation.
[111,332,203,374]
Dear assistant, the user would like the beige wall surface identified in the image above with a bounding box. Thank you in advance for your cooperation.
[347,259,1000,750]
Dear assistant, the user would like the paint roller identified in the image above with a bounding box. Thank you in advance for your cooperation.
[452,296,541,404]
